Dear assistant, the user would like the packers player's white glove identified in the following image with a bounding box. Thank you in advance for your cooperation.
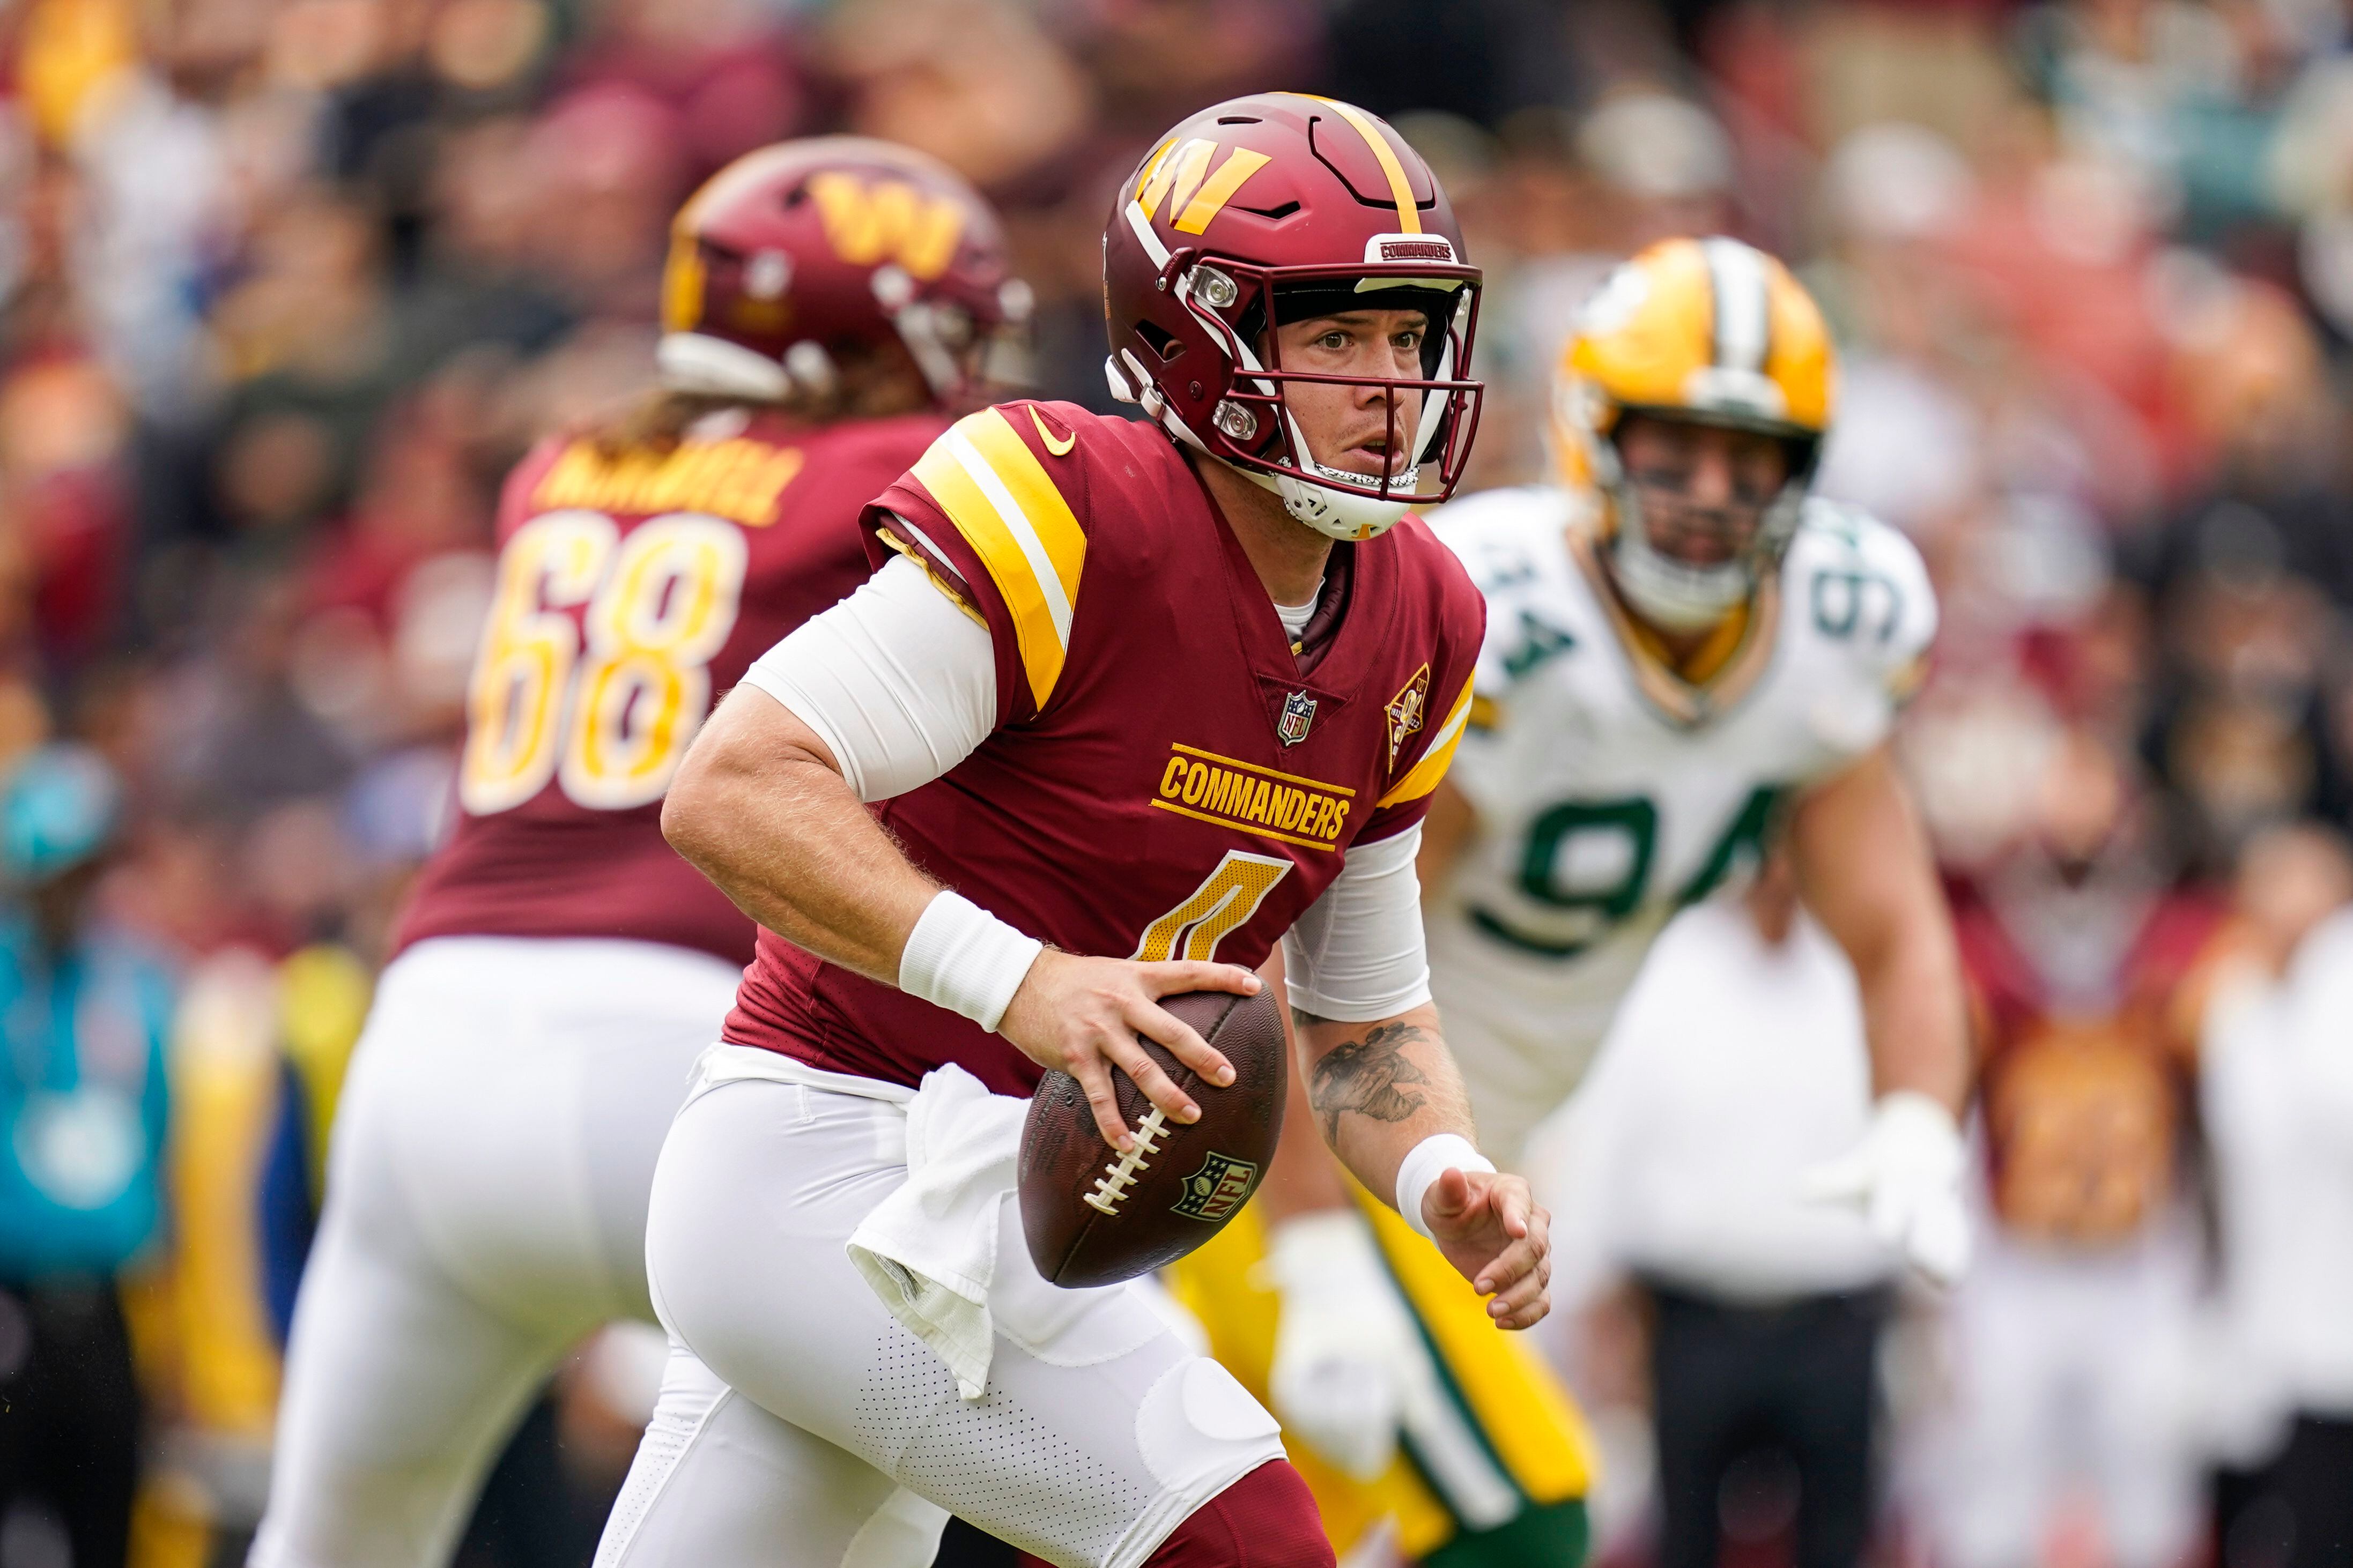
[1802,1090,1971,1285]
[1264,1209,1423,1481]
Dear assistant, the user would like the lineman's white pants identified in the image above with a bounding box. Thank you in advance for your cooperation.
[594,1053,1289,1568]
[249,936,743,1568]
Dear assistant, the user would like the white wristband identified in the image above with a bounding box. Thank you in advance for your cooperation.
[898,890,1044,1033]
[1394,1133,1494,1242]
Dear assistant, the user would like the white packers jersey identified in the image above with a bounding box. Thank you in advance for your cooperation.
[1422,484,1936,1163]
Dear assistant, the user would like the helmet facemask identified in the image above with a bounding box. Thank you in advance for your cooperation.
[1581,400,1821,633]
[1108,244,1484,542]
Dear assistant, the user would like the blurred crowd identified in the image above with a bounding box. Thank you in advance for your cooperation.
[0,0,2349,1564]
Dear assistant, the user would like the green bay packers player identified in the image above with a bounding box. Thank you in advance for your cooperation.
[1422,236,1967,1177]
[1172,237,1972,1566]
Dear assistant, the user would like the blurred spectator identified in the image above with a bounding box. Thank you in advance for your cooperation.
[824,0,1092,190]
[2201,823,2353,1568]
[1549,857,1898,1568]
[1925,727,2225,1568]
[564,0,803,173]
[0,744,172,1568]
[1328,0,1578,134]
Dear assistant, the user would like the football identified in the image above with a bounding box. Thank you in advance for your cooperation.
[1018,988,1288,1288]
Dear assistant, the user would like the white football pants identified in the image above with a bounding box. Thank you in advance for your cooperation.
[595,1055,1290,1568]
[249,935,744,1568]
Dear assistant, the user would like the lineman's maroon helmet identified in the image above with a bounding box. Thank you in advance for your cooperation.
[660,137,1030,406]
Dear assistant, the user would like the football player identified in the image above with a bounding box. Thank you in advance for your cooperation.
[590,94,1544,1568]
[1181,237,1974,1559]
[248,140,1030,1568]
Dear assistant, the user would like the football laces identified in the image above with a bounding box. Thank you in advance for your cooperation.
[1084,1106,1170,1215]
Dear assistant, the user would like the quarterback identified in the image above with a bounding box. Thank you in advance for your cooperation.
[250,141,1030,1568]
[1180,237,1974,1556]
[591,95,1544,1568]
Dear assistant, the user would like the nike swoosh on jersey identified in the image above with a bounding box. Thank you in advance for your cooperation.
[1029,406,1077,457]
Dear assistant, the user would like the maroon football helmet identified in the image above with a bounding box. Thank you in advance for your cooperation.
[658,136,1030,406]
[1102,94,1483,540]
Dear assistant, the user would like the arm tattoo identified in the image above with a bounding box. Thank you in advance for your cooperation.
[1307,1021,1432,1145]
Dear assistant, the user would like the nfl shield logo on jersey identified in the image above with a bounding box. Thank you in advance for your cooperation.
[1277,690,1316,746]
[1171,1151,1260,1223]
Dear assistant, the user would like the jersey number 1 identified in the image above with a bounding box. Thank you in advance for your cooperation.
[461,510,749,816]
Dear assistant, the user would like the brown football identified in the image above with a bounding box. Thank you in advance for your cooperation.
[1018,988,1288,1288]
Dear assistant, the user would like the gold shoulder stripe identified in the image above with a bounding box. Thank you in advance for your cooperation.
[1376,673,1473,808]
[1294,96,1420,235]
[909,408,1087,709]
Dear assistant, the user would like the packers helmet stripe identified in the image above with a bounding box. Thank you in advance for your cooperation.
[1701,236,1771,375]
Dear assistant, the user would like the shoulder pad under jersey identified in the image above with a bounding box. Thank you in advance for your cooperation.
[875,400,1166,717]
[1423,484,1592,725]
[1782,496,1939,716]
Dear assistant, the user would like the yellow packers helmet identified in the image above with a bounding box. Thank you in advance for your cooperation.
[1551,236,1835,631]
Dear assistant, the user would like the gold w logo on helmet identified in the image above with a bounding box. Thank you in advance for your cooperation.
[806,174,965,280]
[1133,139,1272,235]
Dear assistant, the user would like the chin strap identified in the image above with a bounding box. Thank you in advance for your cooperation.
[1217,454,1413,543]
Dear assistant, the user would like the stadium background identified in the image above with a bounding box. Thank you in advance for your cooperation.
[0,0,2344,1564]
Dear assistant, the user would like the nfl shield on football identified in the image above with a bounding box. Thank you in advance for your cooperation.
[1017,988,1288,1287]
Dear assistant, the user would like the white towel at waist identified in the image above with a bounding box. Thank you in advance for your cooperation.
[694,1045,1028,1400]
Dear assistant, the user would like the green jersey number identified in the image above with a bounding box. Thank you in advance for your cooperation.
[1810,567,1904,644]
[1469,784,1785,958]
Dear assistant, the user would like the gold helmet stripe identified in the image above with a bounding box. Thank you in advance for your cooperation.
[1290,95,1422,234]
[1700,236,1771,374]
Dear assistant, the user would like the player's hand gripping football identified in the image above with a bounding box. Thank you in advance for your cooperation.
[1423,1166,1552,1329]
[998,950,1259,1150]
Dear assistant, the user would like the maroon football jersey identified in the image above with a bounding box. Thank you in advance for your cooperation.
[396,410,950,964]
[722,401,1483,1094]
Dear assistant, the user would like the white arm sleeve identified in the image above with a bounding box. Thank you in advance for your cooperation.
[1282,826,1431,1023]
[739,551,998,803]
